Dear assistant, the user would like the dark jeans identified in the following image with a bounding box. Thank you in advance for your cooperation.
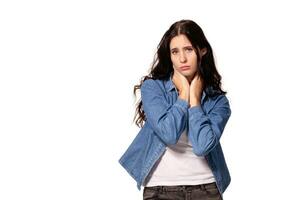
[143,182,223,200]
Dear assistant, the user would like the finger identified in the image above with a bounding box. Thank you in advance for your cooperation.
[191,73,197,81]
[173,69,179,77]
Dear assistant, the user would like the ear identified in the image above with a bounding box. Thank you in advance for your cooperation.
[201,48,207,56]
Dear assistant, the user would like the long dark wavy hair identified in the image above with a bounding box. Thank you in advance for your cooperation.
[133,19,227,128]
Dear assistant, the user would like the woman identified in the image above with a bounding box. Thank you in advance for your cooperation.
[119,19,231,200]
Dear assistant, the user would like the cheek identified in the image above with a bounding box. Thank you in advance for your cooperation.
[191,55,198,65]
[170,56,178,66]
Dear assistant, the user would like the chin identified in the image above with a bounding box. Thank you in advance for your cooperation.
[182,71,196,77]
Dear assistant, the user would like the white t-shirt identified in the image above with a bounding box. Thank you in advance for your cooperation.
[143,129,216,186]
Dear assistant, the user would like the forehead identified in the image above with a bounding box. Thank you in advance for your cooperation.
[170,34,192,48]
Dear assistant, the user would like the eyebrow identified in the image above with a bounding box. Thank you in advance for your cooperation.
[170,45,193,51]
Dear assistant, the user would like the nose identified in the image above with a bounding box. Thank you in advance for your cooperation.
[179,52,187,63]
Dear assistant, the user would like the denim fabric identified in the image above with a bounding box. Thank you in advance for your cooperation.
[143,182,223,200]
[118,72,231,195]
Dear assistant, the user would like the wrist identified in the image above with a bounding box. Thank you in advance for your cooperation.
[189,96,201,107]
[179,91,189,102]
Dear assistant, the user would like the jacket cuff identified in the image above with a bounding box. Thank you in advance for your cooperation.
[188,105,206,118]
[174,97,189,112]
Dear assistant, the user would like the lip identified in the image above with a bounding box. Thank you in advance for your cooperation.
[180,66,190,71]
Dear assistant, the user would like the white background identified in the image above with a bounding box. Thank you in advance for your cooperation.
[1,0,300,199]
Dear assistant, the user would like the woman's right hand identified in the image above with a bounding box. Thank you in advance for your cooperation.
[172,69,190,102]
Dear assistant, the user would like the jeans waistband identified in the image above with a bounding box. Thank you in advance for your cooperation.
[144,182,217,192]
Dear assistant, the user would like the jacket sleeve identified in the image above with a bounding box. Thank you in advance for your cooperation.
[141,79,189,145]
[187,94,231,156]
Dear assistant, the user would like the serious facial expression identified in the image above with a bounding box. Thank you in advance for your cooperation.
[170,34,206,82]
[170,34,198,82]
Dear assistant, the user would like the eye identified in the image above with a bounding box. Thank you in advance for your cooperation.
[171,50,178,55]
[186,47,193,52]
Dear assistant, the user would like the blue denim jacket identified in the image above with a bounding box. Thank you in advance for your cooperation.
[118,73,231,194]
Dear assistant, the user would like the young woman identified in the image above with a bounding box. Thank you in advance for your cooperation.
[119,19,231,200]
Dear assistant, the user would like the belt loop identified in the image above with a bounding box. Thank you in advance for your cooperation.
[181,185,185,191]
[159,186,164,193]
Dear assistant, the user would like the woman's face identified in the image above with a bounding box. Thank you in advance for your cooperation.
[170,34,206,82]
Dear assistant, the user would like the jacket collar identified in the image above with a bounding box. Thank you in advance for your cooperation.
[165,72,207,101]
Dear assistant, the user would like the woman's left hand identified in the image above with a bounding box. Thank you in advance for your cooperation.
[189,73,204,107]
